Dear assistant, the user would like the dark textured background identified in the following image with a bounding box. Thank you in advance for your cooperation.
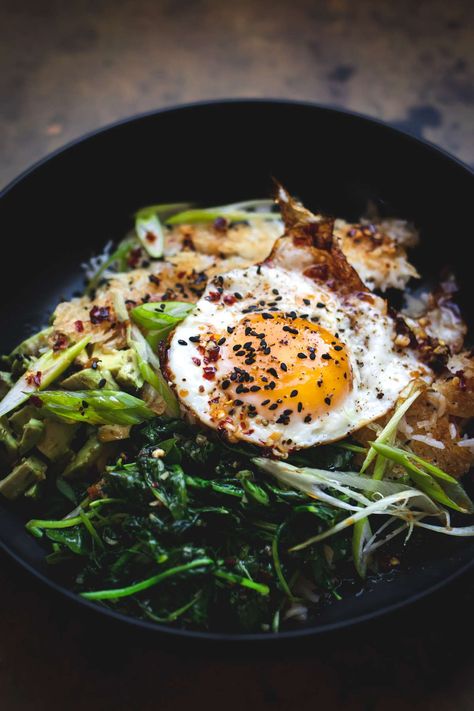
[1,1,473,709]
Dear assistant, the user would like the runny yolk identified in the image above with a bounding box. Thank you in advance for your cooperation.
[221,313,352,422]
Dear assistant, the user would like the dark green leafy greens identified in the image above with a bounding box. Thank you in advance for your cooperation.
[27,417,352,633]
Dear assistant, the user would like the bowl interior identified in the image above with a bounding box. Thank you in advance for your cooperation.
[1,100,473,639]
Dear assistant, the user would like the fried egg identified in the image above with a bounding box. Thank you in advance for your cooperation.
[165,189,433,455]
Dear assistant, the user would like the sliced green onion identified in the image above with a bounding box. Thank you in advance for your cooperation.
[166,209,278,226]
[0,335,91,418]
[128,324,179,417]
[135,211,164,258]
[86,237,137,293]
[371,442,474,513]
[131,301,194,347]
[135,202,195,221]
[34,389,155,425]
[360,387,422,474]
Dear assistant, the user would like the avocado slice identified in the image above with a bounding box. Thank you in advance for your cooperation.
[0,455,47,500]
[0,371,13,399]
[18,417,45,456]
[8,405,44,435]
[62,434,114,479]
[60,367,119,391]
[37,420,79,462]
[94,349,143,391]
[0,417,18,461]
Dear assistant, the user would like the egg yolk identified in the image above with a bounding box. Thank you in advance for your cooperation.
[220,313,352,423]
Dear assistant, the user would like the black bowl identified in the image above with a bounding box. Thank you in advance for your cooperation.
[1,99,473,643]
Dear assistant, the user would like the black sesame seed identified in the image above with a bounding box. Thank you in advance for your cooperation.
[269,403,278,410]
[262,399,270,406]
[245,357,255,365]
[267,367,278,378]
[178,339,187,346]
[236,350,246,357]
[189,335,200,343]
[297,353,307,359]
[309,352,316,360]
[321,353,332,360]
[272,288,279,295]
[263,347,271,355]
[303,298,310,306]
[317,302,325,308]
[297,402,303,412]
[227,326,235,334]
[334,345,343,351]
[222,379,230,389]
[290,390,298,397]
[217,337,226,346]
[234,292,243,299]
[324,397,332,406]
[233,344,242,351]
[250,385,261,392]
[98,378,106,388]
[304,415,312,423]
[262,313,274,320]
[234,399,243,405]
[280,363,288,372]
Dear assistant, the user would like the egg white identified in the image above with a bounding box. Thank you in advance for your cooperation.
[166,263,432,454]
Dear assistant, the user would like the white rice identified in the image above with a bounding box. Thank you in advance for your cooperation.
[411,434,445,449]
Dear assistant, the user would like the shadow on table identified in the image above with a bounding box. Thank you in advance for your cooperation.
[1,550,473,710]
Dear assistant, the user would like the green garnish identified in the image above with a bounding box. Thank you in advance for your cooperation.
[34,389,155,425]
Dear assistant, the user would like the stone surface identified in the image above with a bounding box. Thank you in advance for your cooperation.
[1,1,473,709]
[1,0,473,189]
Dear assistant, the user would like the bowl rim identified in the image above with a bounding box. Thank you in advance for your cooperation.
[1,97,473,643]
[1,97,472,199]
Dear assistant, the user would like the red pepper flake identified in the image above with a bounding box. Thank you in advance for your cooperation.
[90,305,111,324]
[145,231,156,243]
[26,371,42,387]
[192,357,202,366]
[74,320,84,333]
[205,291,221,302]
[204,346,220,363]
[214,216,228,232]
[455,370,467,391]
[52,332,69,351]
[203,366,216,380]
[87,483,102,500]
[223,294,236,305]
[127,247,142,268]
